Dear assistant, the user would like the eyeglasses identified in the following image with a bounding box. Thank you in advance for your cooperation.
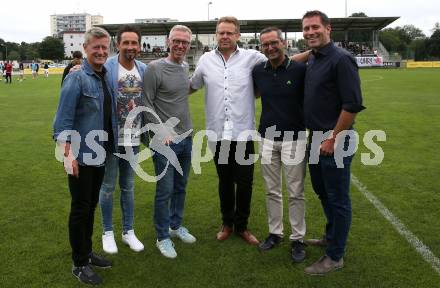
[261,40,281,49]
[171,39,190,47]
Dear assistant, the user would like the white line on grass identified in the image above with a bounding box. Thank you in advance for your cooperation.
[351,174,440,275]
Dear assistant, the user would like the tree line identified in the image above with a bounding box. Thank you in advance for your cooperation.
[0,36,64,62]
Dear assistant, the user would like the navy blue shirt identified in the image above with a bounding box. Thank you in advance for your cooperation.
[253,56,306,141]
[304,42,365,131]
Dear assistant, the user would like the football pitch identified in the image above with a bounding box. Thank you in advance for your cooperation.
[0,68,439,287]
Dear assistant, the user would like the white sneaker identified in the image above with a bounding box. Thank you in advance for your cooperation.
[102,231,118,254]
[169,226,197,244]
[156,238,177,259]
[122,230,144,252]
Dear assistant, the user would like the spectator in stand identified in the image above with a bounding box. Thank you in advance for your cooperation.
[62,51,83,85]
[142,42,147,52]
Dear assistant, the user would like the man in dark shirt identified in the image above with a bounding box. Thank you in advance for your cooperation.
[252,27,307,263]
[301,11,365,275]
[61,51,83,85]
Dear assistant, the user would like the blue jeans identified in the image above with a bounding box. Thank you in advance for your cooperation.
[308,154,353,261]
[152,137,192,241]
[99,146,139,233]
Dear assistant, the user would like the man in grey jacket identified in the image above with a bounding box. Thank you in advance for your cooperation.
[142,25,196,259]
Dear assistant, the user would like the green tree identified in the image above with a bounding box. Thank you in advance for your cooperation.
[39,37,64,61]
[6,50,20,61]
[410,39,428,60]
[19,42,40,60]
[431,22,440,34]
[379,26,423,59]
[379,28,404,52]
[0,39,20,61]
[427,29,440,58]
[402,25,425,40]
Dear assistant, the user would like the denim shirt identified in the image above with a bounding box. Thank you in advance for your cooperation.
[53,60,118,166]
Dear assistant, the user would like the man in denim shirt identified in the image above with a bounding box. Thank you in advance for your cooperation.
[99,25,147,255]
[53,27,118,285]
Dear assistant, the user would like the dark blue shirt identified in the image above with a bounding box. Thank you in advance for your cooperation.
[253,56,306,141]
[304,42,365,131]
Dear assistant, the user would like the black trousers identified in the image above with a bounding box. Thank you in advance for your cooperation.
[5,73,12,83]
[213,140,254,232]
[67,165,105,266]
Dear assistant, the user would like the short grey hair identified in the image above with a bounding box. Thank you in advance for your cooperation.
[169,25,192,39]
[259,27,284,41]
[84,27,110,46]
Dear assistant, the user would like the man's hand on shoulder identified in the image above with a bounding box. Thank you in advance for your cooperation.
[290,50,311,63]
[69,65,81,74]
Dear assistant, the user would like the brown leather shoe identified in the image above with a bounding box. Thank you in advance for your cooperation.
[237,230,259,245]
[216,225,233,241]
[304,255,343,275]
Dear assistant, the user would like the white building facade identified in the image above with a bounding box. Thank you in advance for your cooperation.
[62,32,85,58]
[50,13,103,37]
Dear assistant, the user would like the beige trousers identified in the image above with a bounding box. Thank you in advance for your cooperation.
[260,138,306,241]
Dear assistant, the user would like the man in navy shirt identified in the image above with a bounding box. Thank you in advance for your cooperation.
[301,11,365,275]
[252,27,307,263]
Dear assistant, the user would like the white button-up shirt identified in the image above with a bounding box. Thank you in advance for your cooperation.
[190,47,266,141]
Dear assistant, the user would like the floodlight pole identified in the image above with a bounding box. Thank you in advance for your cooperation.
[345,0,348,17]
[208,1,212,21]
[208,1,213,48]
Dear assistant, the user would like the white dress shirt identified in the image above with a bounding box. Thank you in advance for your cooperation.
[190,47,266,141]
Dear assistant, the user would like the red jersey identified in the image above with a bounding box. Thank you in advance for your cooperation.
[5,63,13,73]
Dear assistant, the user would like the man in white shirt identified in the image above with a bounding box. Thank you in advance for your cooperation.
[190,16,266,245]
[99,25,147,255]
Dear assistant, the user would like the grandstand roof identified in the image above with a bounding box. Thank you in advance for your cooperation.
[97,17,399,36]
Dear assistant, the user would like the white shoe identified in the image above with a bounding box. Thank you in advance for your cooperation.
[169,226,197,244]
[122,230,144,252]
[102,231,118,254]
[156,238,177,259]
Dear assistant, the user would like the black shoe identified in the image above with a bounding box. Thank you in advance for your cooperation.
[72,265,102,285]
[291,240,306,263]
[89,252,112,268]
[258,234,283,251]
